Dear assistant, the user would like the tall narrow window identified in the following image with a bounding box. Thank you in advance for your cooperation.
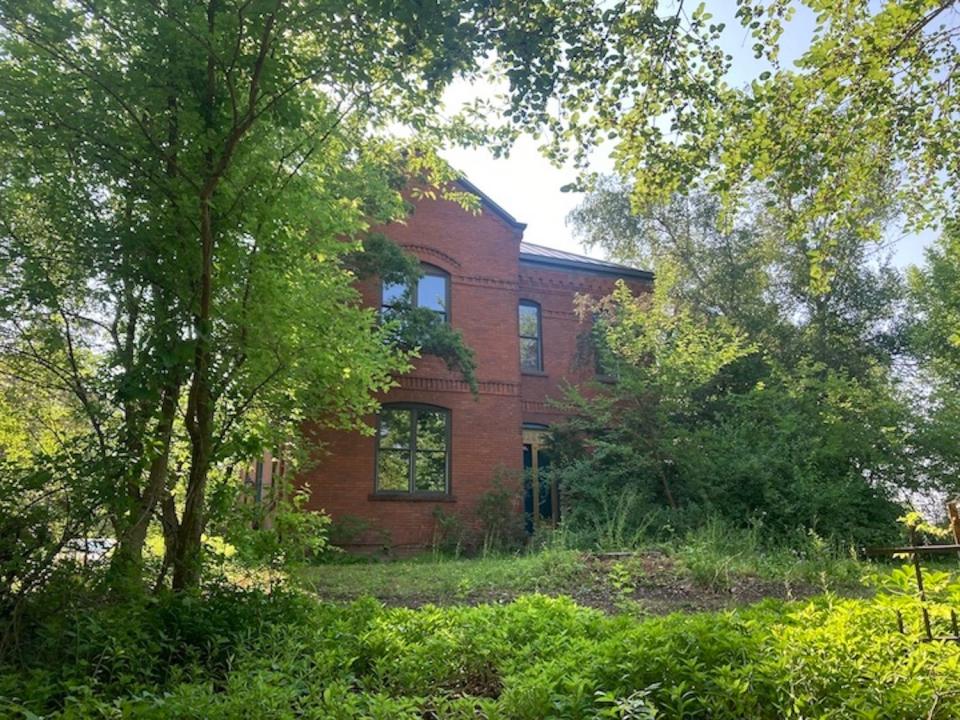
[382,264,449,322]
[519,301,542,372]
[376,405,450,494]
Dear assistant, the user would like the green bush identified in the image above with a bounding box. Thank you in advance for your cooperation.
[3,574,960,719]
[552,370,907,550]
[551,280,910,549]
[475,471,526,555]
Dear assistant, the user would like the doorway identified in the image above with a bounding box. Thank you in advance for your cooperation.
[522,426,559,532]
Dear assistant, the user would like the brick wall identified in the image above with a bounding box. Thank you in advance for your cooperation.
[518,264,651,426]
[296,191,651,551]
[298,192,525,551]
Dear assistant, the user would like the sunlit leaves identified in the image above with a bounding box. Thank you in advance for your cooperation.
[520,1,959,288]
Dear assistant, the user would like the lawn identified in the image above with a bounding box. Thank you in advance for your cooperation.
[299,534,872,614]
[299,550,588,603]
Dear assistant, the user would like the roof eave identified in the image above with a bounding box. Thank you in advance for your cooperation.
[519,253,655,282]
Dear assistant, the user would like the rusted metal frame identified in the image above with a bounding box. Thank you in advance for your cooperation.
[868,541,960,643]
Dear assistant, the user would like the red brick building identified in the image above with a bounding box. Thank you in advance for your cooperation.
[299,180,652,551]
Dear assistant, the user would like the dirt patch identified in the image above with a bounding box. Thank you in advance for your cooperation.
[311,552,868,615]
[578,553,866,614]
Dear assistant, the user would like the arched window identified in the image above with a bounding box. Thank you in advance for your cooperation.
[382,263,449,322]
[518,300,542,372]
[376,404,450,495]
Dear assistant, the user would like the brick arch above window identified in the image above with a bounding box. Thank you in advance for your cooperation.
[398,244,462,272]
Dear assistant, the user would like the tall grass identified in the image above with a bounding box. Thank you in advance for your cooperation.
[674,517,863,591]
[546,485,868,591]
[550,487,664,551]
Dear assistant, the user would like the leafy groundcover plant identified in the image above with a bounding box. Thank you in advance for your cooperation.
[2,576,959,719]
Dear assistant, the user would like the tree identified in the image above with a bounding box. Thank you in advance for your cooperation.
[0,367,106,636]
[911,224,960,390]
[909,223,960,493]
[554,182,919,542]
[570,180,908,375]
[555,278,912,543]
[548,2,955,537]
[559,272,753,514]
[538,1,959,288]
[0,0,494,590]
[569,181,780,340]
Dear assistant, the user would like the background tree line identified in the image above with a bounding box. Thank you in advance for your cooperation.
[543,0,960,547]
[552,183,932,545]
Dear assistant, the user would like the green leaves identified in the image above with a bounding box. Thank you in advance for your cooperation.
[8,584,960,718]
[595,270,754,403]
[559,181,917,542]
[513,1,959,289]
[0,0,542,590]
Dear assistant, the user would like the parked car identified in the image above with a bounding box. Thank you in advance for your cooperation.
[60,537,116,566]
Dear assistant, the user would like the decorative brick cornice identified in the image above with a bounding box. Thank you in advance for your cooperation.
[521,399,560,414]
[454,274,519,292]
[518,272,614,296]
[397,376,519,396]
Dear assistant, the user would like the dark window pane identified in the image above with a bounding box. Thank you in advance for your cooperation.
[414,451,446,493]
[377,450,409,491]
[416,410,447,451]
[418,273,447,314]
[519,304,539,337]
[520,337,540,371]
[382,280,409,308]
[379,408,411,450]
[376,406,449,495]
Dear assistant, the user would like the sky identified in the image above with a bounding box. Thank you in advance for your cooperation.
[442,2,935,272]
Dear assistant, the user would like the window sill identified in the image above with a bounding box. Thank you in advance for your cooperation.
[521,370,548,377]
[368,493,456,503]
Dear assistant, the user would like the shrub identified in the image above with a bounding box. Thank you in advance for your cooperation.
[225,484,333,573]
[430,506,465,557]
[475,470,526,555]
[4,572,960,719]
[551,286,909,550]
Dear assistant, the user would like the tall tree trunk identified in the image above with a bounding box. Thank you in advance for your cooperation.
[110,378,180,586]
[155,490,180,591]
[171,0,219,592]
[169,0,277,590]
[172,194,215,591]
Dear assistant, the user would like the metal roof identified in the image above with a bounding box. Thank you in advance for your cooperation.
[520,241,654,281]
